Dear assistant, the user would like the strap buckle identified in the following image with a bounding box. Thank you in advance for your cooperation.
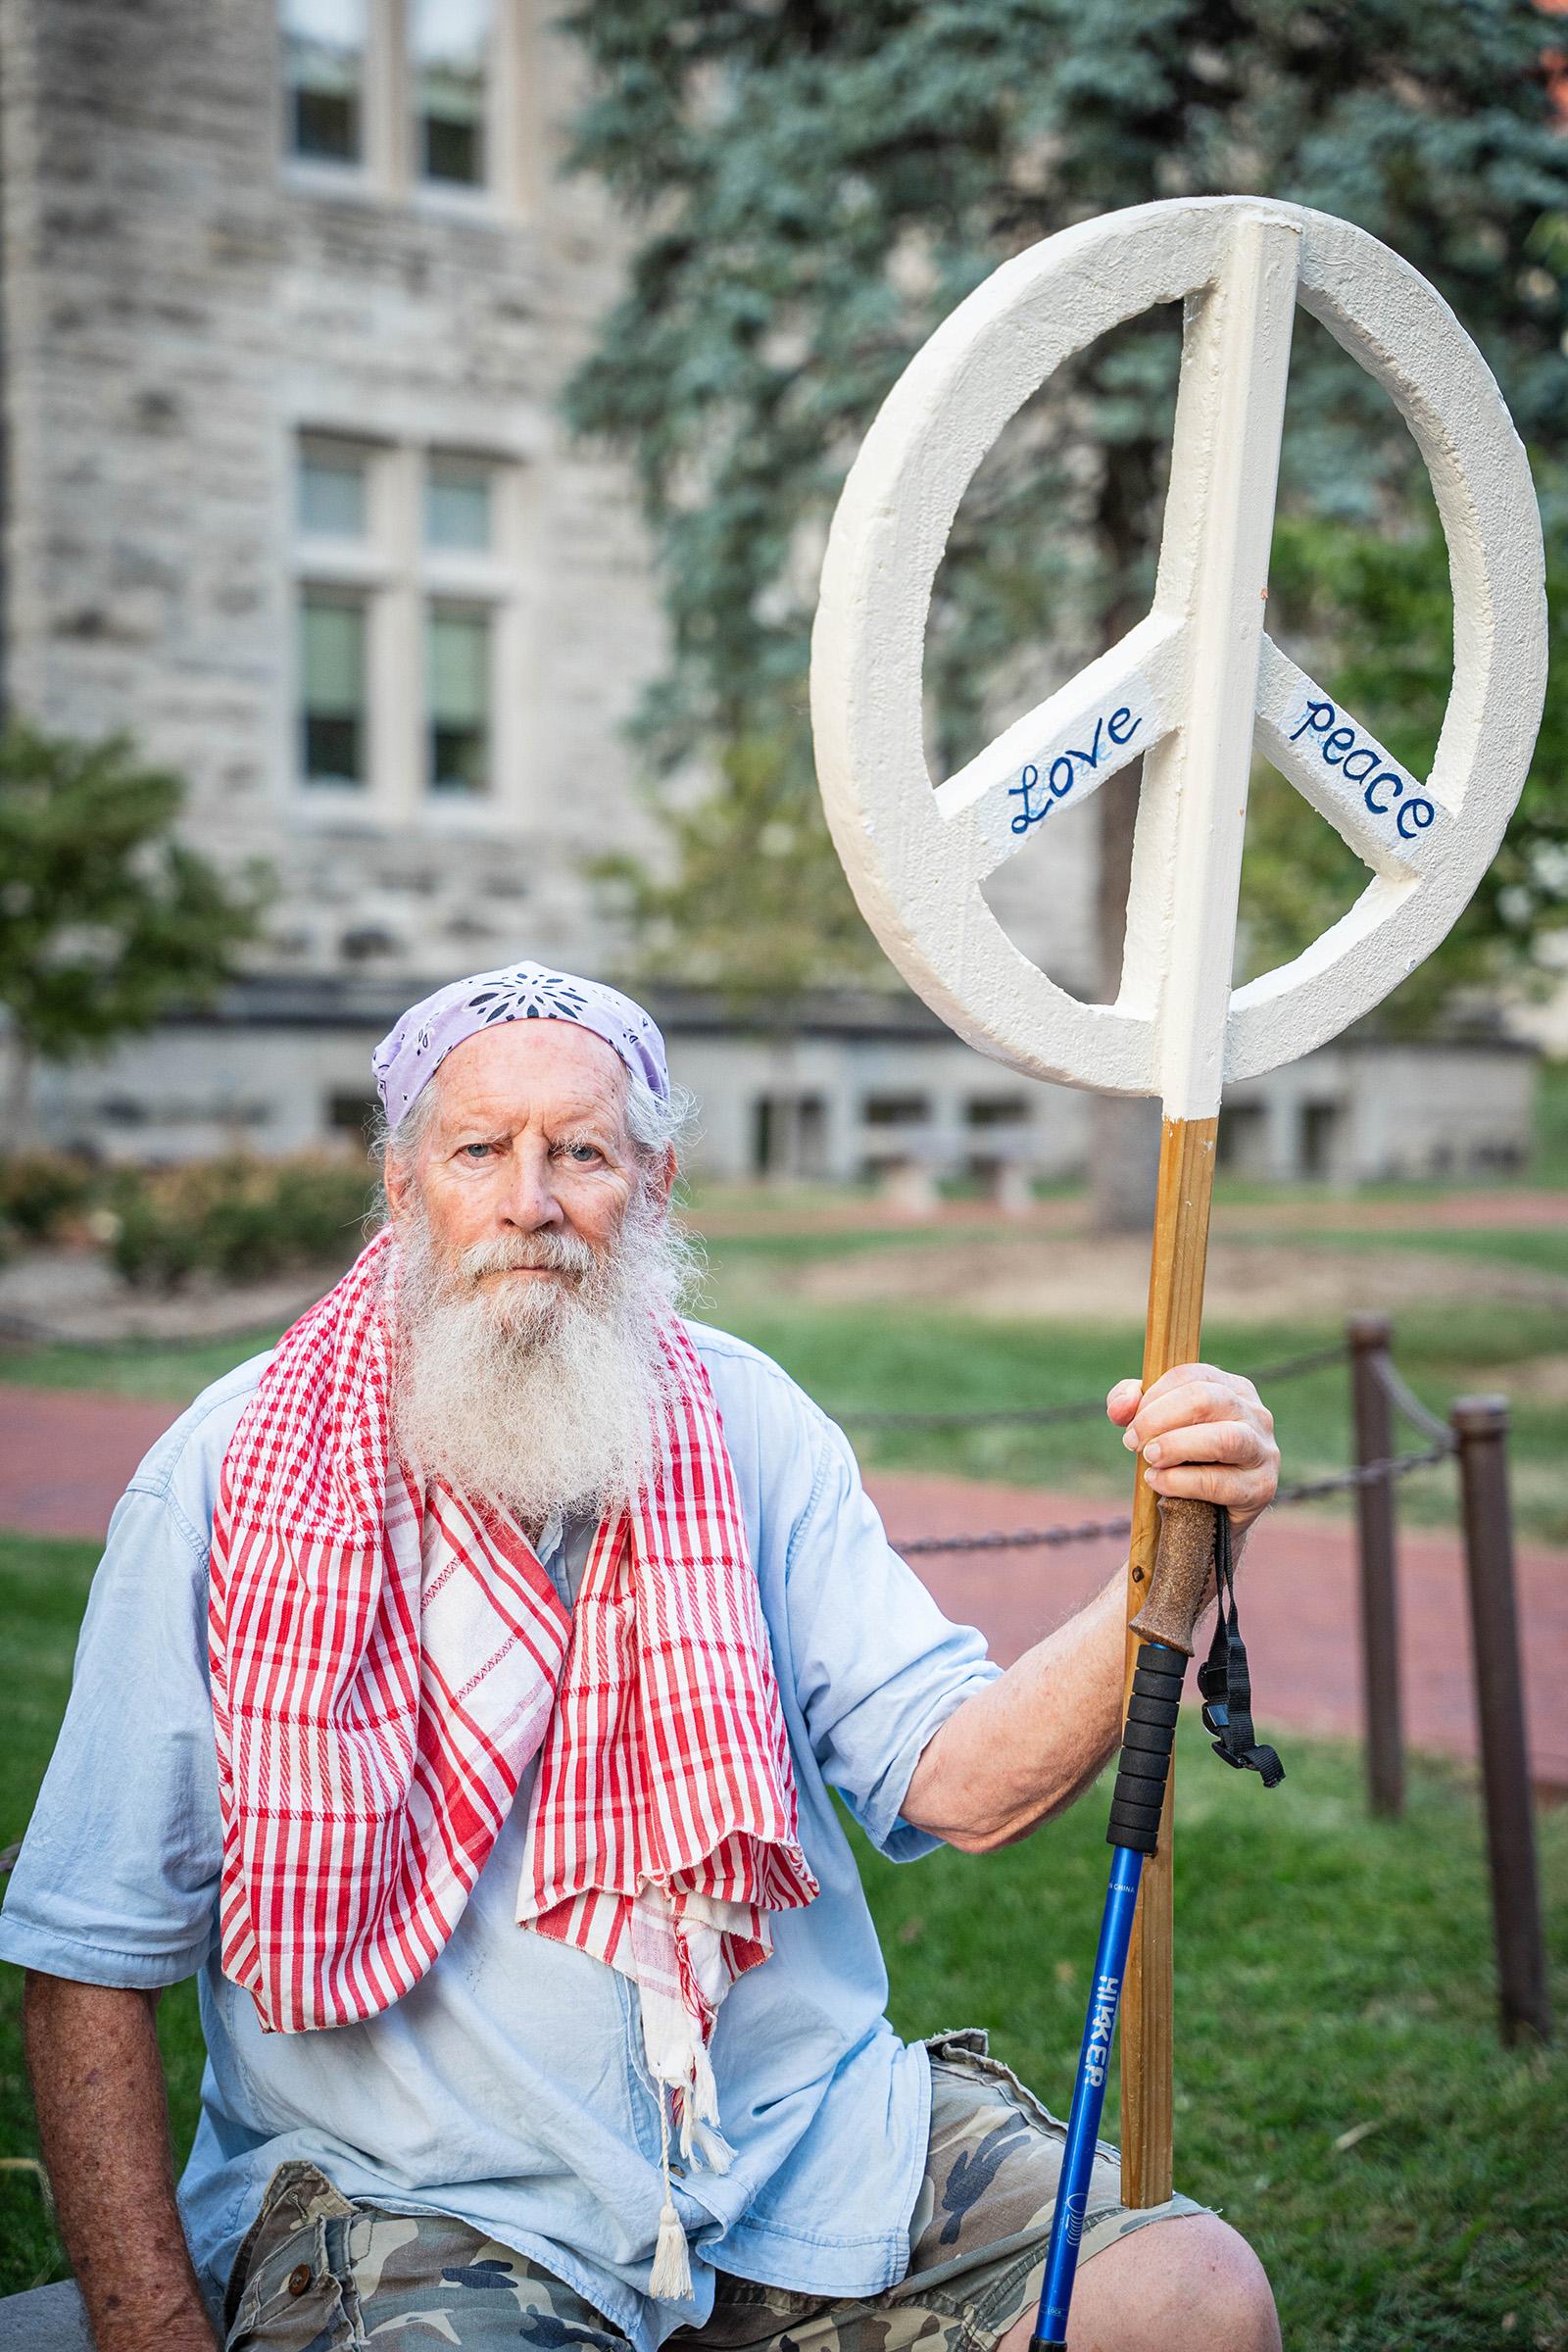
[1200,1512,1286,1789]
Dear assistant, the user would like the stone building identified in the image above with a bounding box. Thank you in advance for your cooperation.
[0,0,1108,1184]
[2,0,669,1035]
[0,0,1535,1189]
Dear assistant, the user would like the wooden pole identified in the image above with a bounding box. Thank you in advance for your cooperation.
[1347,1312,1404,1817]
[1451,1394,1551,2045]
[1119,1111,1218,2205]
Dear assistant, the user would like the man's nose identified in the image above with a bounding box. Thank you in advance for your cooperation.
[499,1144,565,1231]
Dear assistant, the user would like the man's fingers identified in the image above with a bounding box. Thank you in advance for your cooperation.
[1141,1410,1281,1525]
[1139,1360,1260,1407]
[1117,1362,1281,1525]
[1105,1377,1143,1426]
[1138,1417,1272,1470]
[1124,1378,1272,1450]
[1144,1460,1278,1513]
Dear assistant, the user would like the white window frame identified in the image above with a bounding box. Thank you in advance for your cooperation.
[289,432,529,828]
[278,0,538,219]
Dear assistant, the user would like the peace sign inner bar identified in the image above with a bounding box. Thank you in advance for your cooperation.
[1255,636,1448,878]
[935,611,1184,881]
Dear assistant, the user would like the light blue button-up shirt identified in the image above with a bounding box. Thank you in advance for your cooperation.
[0,1321,1002,2349]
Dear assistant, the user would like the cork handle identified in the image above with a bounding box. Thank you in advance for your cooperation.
[1129,1496,1217,1656]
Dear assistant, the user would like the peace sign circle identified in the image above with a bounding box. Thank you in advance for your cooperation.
[809,197,1546,1116]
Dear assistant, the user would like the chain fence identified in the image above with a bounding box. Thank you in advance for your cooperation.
[891,1443,1454,1558]
[1372,1353,1455,1446]
[837,1341,1346,1433]
[859,1334,1458,1558]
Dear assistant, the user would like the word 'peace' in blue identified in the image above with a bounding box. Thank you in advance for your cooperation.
[1290,698,1436,841]
[1008,705,1142,835]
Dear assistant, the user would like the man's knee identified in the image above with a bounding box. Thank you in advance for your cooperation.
[1062,2211,1280,2352]
[1155,2215,1279,2352]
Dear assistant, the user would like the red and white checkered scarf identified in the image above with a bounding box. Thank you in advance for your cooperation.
[210,1227,816,2287]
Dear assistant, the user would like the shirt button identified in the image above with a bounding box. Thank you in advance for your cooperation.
[286,2264,314,2297]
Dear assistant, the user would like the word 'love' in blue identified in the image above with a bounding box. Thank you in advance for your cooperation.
[1008,705,1142,836]
[1290,699,1436,841]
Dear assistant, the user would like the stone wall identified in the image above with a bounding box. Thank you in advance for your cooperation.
[0,0,666,998]
[1222,1039,1538,1185]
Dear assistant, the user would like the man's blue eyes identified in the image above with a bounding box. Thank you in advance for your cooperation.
[459,1142,601,1163]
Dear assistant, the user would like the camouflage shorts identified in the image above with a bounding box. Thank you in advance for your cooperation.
[223,2030,1206,2352]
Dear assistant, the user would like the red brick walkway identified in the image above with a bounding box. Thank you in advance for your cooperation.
[3,1386,1562,1786]
[870,1470,1568,1790]
[0,1388,179,1541]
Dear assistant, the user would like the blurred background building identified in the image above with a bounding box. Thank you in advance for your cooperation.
[0,0,1537,1189]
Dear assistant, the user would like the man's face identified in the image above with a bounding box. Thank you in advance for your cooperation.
[384,1021,671,1314]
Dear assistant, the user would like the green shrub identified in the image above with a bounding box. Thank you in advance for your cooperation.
[0,1151,95,1242]
[107,1156,374,1289]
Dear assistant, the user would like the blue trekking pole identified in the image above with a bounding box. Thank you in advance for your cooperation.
[1031,1499,1283,2350]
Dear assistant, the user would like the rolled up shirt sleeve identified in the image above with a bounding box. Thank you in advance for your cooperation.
[0,1479,222,1988]
[785,1416,1002,1861]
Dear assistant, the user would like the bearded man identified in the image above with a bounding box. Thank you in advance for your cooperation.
[2,964,1284,2352]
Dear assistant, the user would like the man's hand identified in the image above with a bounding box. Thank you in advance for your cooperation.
[1106,1361,1280,1534]
[902,1362,1280,1853]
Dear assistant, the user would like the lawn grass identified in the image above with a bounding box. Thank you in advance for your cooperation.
[2,1531,1563,2342]
[1222,1222,1568,1279]
[703,1293,1568,1544]
[0,1328,285,1401]
[1,1284,1562,1540]
[0,1535,207,2296]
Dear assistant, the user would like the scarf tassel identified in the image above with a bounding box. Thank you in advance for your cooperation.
[650,2195,694,2301]
[648,2044,737,2300]
[678,2040,735,2174]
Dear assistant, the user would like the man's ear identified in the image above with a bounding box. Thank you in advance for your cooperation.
[650,1143,677,1215]
[383,1149,409,1220]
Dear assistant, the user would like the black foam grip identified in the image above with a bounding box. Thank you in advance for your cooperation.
[1132,1660,1185,1701]
[1106,1641,1188,1856]
[1119,1714,1178,1757]
[1107,1793,1165,1837]
[1105,1802,1160,1854]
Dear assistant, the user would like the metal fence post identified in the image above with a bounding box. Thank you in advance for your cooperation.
[1450,1394,1551,2046]
[1347,1312,1403,1817]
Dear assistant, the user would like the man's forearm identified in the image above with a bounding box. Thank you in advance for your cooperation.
[902,1567,1131,1851]
[24,1974,218,2352]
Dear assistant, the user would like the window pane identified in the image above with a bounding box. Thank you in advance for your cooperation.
[298,444,368,538]
[412,0,490,185]
[300,593,367,786]
[281,0,367,164]
[427,607,490,793]
[424,457,492,551]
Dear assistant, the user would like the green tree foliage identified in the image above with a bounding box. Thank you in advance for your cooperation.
[564,0,1568,1014]
[0,724,270,1128]
[594,731,880,999]
[1240,511,1568,1026]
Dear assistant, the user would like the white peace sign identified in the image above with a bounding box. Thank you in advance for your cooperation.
[809,197,1547,1121]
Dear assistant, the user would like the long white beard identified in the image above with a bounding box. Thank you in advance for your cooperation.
[389,1191,696,1536]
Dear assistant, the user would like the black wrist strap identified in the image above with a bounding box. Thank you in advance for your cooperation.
[1196,1509,1285,1788]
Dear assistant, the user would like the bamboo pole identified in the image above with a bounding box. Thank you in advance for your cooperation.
[1119,1112,1219,2205]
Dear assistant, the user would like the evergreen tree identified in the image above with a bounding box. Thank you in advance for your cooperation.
[0,724,270,1136]
[564,0,1568,1210]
